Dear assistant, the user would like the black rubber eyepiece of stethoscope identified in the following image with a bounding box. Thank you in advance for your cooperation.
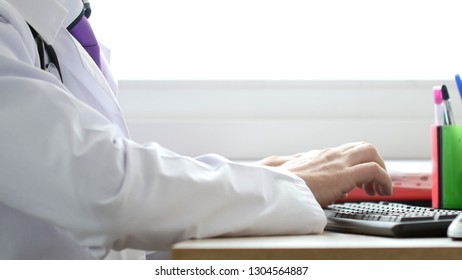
[83,2,92,18]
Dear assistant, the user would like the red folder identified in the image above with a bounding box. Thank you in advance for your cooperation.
[337,185,431,203]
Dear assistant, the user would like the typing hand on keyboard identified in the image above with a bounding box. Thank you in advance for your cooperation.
[324,201,462,237]
[259,142,392,207]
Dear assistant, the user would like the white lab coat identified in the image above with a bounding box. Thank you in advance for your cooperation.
[0,0,327,259]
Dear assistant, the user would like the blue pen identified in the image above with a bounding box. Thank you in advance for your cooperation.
[456,74,462,101]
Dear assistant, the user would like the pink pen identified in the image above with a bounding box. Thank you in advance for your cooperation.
[433,86,444,126]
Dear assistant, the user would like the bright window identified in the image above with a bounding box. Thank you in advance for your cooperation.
[90,0,462,80]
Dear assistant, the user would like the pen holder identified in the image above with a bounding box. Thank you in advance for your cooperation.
[431,125,462,209]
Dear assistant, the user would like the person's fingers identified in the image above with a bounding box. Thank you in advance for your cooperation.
[348,162,392,195]
[342,142,390,196]
[343,142,387,171]
[360,181,391,196]
[337,141,368,152]
[259,155,293,167]
[378,182,392,196]
[361,183,376,196]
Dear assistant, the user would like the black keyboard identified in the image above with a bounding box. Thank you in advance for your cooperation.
[324,201,462,237]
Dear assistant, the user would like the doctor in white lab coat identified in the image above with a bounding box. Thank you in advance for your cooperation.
[0,0,392,259]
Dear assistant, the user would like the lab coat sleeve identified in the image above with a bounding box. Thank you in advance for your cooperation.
[0,10,326,259]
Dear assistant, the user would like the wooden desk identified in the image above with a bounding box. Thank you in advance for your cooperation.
[172,231,462,260]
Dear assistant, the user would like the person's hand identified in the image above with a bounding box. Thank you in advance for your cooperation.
[259,142,392,207]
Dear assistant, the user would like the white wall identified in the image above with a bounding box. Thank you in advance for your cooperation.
[91,0,462,80]
[118,80,462,160]
[89,1,462,160]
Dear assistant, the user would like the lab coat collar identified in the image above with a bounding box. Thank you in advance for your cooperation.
[6,0,83,44]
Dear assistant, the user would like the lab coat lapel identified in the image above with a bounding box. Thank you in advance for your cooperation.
[53,29,130,138]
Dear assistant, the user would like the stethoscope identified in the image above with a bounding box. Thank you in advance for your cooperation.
[28,25,63,82]
[29,1,93,83]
